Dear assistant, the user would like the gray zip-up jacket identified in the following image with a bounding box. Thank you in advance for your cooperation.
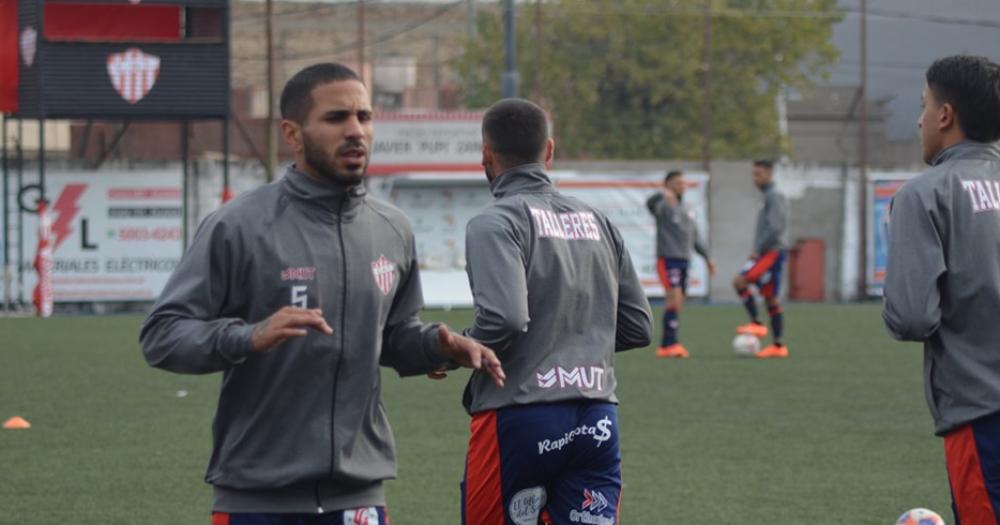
[462,165,653,414]
[646,193,709,260]
[140,167,447,512]
[883,141,1000,436]
[754,183,788,254]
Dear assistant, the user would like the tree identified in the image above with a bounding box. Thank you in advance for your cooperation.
[454,0,841,160]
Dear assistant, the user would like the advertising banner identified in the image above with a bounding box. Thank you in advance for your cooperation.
[1,170,183,302]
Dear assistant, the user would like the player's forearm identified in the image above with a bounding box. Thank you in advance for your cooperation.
[140,314,255,374]
[380,319,448,377]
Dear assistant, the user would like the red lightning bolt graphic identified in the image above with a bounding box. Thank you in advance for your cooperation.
[50,184,87,250]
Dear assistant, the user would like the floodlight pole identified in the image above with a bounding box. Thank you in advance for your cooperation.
[701,0,712,172]
[2,115,9,311]
[501,0,519,98]
[265,0,277,182]
[857,0,868,299]
[357,0,366,81]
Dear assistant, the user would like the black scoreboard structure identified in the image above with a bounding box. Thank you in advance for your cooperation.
[1,0,231,255]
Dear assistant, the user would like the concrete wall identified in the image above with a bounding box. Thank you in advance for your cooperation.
[557,160,860,302]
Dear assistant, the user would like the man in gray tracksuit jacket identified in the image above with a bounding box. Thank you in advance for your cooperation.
[140,63,503,523]
[459,99,653,525]
[882,55,1000,524]
[646,170,715,358]
[733,160,790,358]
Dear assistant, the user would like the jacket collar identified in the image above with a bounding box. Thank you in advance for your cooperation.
[931,141,1000,166]
[489,163,554,198]
[280,165,366,217]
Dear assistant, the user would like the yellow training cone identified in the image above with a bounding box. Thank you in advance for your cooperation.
[3,416,31,429]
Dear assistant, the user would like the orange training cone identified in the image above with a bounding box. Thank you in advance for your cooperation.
[3,416,31,429]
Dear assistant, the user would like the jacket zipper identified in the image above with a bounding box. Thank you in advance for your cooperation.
[328,191,350,483]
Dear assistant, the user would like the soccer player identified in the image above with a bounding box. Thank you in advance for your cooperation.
[646,170,716,358]
[139,63,504,525]
[882,55,1000,525]
[732,159,789,358]
[458,98,653,525]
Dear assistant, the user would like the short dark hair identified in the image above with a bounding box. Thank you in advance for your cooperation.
[753,159,774,170]
[280,63,363,124]
[664,170,683,184]
[926,55,1000,143]
[482,98,549,168]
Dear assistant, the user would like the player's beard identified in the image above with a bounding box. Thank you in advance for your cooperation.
[302,134,368,187]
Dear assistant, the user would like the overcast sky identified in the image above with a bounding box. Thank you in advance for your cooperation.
[830,0,1000,139]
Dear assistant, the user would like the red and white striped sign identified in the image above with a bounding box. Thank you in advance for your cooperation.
[370,255,397,296]
[33,201,53,317]
[106,48,160,104]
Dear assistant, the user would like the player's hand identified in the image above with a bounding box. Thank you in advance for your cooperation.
[749,252,760,260]
[250,307,333,352]
[708,260,717,276]
[436,325,505,388]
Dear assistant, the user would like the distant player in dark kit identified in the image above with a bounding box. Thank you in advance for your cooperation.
[457,98,653,525]
[882,55,1000,525]
[139,63,504,525]
[733,160,789,358]
[647,170,716,358]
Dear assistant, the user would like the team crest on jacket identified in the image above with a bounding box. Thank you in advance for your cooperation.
[371,255,397,296]
[107,48,160,104]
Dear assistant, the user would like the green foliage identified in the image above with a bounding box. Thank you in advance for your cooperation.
[455,0,842,160]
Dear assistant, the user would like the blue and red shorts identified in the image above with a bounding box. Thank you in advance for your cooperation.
[462,401,622,525]
[740,250,786,299]
[211,507,389,525]
[944,410,1000,525]
[656,257,689,295]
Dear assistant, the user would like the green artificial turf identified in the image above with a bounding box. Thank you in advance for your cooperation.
[0,304,949,524]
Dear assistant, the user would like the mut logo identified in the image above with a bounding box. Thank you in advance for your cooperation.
[107,48,160,104]
[371,255,397,296]
[536,366,606,391]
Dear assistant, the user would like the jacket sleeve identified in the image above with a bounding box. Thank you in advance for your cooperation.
[754,192,787,254]
[882,184,945,341]
[693,218,710,260]
[139,212,256,374]
[379,237,449,377]
[646,193,664,215]
[463,212,530,354]
[610,222,654,351]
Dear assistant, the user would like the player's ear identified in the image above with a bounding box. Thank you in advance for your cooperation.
[280,119,304,153]
[544,137,555,168]
[939,101,956,133]
[482,140,493,168]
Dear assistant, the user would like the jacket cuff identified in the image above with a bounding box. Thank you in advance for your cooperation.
[219,321,255,365]
[422,322,451,369]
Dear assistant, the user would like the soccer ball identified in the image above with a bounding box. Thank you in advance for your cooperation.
[895,508,946,525]
[732,334,761,356]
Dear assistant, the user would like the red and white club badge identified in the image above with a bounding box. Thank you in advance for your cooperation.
[371,255,397,296]
[19,27,36,67]
[106,48,160,104]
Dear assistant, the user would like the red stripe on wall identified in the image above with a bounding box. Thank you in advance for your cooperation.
[44,3,181,42]
[0,0,16,113]
[464,411,505,525]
